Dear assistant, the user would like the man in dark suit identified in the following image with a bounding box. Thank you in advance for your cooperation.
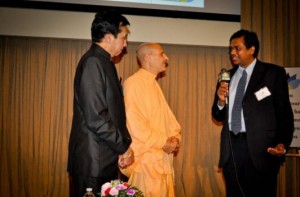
[67,10,133,197]
[212,29,294,197]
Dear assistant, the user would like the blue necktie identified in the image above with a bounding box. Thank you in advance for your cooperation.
[231,70,247,135]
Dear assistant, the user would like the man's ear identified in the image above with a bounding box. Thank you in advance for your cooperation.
[250,46,255,55]
[144,53,153,66]
[103,34,113,43]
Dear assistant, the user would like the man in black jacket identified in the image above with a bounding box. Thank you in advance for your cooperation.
[68,10,133,197]
[212,29,294,197]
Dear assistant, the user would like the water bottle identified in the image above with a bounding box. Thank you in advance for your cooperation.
[83,188,95,197]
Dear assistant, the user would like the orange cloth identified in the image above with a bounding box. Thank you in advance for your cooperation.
[121,68,181,197]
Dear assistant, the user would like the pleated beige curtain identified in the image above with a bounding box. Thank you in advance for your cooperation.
[241,0,300,67]
[0,36,232,196]
[0,37,91,196]
[241,1,300,197]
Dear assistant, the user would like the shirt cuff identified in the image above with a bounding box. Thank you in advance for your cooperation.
[217,101,225,110]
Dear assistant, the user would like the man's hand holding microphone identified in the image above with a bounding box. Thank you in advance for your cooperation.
[217,68,230,107]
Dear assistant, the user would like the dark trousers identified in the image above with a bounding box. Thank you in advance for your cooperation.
[223,133,278,197]
[70,172,118,197]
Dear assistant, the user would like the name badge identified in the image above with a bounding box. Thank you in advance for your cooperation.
[255,86,271,101]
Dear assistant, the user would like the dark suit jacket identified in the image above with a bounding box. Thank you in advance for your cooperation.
[68,43,132,177]
[212,60,294,173]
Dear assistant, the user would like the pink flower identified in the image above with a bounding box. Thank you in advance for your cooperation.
[101,182,112,196]
[99,180,143,197]
[116,183,127,190]
[109,187,119,196]
[126,188,135,196]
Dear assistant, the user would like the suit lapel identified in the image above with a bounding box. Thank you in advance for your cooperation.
[243,60,265,101]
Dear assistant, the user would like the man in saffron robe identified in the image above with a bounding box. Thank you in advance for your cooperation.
[121,43,181,197]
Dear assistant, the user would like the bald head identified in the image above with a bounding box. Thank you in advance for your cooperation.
[136,42,169,75]
[136,43,160,67]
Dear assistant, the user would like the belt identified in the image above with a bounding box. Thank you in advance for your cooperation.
[230,131,247,138]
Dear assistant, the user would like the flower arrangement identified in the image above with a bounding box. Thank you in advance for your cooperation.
[100,180,144,197]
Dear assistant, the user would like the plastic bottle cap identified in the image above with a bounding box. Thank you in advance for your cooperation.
[86,188,93,192]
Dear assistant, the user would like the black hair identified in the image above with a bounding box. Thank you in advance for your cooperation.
[91,10,130,43]
[230,29,260,58]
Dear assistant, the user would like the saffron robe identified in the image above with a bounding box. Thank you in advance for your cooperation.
[121,68,181,197]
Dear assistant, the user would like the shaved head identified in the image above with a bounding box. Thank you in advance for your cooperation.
[135,42,169,75]
[136,43,161,67]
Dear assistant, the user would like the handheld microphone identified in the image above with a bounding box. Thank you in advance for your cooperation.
[219,68,230,105]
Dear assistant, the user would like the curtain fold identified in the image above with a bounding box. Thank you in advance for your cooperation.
[0,37,91,196]
[241,0,300,67]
